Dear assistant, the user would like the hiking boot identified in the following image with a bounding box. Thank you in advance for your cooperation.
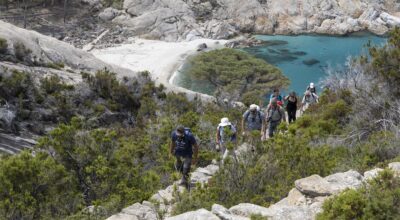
[178,178,188,186]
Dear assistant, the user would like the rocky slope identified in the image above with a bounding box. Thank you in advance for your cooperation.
[107,143,400,220]
[100,0,400,41]
[0,21,138,153]
[0,20,134,75]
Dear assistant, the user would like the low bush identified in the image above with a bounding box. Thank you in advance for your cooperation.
[317,169,400,220]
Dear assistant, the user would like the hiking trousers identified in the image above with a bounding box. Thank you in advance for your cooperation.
[287,109,297,123]
[268,121,280,138]
[175,155,192,182]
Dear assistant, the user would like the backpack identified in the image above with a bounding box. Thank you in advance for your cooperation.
[245,110,263,124]
[268,106,283,122]
[174,128,193,152]
[218,125,237,142]
[307,87,316,94]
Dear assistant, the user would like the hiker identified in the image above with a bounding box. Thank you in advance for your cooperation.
[301,91,319,112]
[242,104,265,137]
[216,117,237,162]
[284,91,298,123]
[266,98,286,138]
[170,126,199,186]
[269,89,283,106]
[306,82,317,94]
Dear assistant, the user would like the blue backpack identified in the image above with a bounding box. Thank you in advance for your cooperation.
[174,128,193,152]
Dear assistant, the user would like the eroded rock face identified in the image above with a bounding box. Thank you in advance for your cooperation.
[114,0,400,41]
[0,21,134,75]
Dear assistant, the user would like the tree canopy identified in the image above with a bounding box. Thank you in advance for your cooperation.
[188,48,289,105]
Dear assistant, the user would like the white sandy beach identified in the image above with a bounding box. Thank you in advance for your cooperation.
[91,38,227,100]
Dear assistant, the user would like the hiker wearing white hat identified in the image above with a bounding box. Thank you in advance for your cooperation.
[216,117,237,163]
[241,104,265,137]
[306,82,317,94]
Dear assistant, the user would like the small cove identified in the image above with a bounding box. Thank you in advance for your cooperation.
[172,33,387,97]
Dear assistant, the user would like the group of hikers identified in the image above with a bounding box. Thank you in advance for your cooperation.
[170,83,319,187]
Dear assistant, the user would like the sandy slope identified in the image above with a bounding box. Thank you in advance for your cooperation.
[91,38,227,100]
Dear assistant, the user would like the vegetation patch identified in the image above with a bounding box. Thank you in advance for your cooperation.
[187,48,289,105]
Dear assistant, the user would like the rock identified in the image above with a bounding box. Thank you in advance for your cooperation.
[295,175,334,197]
[324,170,364,192]
[81,0,101,7]
[119,203,158,220]
[286,188,307,206]
[302,59,320,66]
[269,205,314,220]
[212,204,249,220]
[166,208,220,220]
[389,162,400,175]
[229,203,275,218]
[0,108,16,132]
[364,168,384,181]
[99,7,120,21]
[379,12,400,27]
[0,21,134,75]
[107,213,139,220]
[150,184,186,204]
[112,0,398,40]
[197,43,207,51]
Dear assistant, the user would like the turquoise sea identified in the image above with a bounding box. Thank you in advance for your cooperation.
[173,33,387,96]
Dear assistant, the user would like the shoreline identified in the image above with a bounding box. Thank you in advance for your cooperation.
[91,38,227,101]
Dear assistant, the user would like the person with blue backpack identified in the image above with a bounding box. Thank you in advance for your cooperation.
[170,126,199,186]
[215,117,237,163]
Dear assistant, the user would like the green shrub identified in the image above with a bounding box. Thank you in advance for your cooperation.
[0,151,82,219]
[40,75,73,94]
[317,169,400,220]
[13,41,32,61]
[0,37,8,54]
[187,48,289,102]
[46,62,65,70]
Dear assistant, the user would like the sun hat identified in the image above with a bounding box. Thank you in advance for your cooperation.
[249,104,258,111]
[219,117,232,127]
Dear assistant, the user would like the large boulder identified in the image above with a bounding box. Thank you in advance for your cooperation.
[364,168,384,181]
[389,162,400,176]
[106,202,157,220]
[269,205,314,220]
[166,208,220,220]
[0,108,16,132]
[212,204,249,220]
[229,203,275,218]
[324,170,363,192]
[99,7,121,21]
[295,175,335,197]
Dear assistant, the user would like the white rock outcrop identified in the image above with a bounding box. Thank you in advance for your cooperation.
[0,21,134,76]
[112,0,400,41]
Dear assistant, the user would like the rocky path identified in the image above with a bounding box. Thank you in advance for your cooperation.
[106,130,400,220]
[108,155,400,220]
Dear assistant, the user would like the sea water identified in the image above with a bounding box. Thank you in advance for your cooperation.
[173,33,387,96]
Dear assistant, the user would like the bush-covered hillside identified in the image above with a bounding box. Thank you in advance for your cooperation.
[0,27,399,220]
[0,68,243,219]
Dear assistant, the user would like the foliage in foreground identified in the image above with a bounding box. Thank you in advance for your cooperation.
[0,68,243,219]
[317,169,400,220]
